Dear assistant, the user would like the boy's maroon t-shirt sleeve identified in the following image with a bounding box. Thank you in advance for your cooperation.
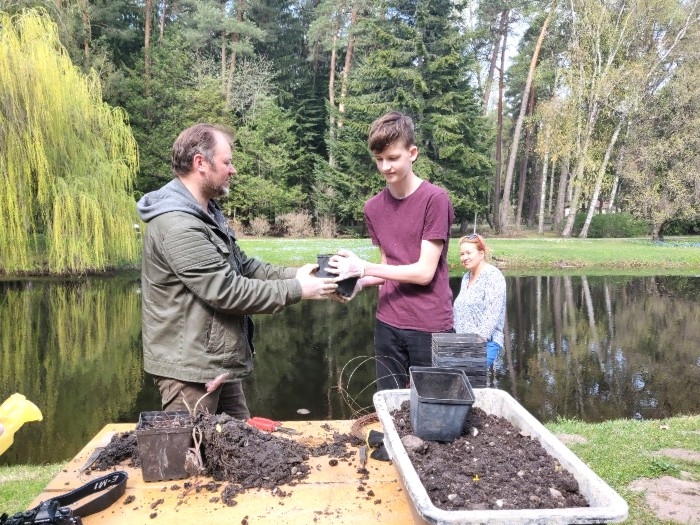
[422,189,454,242]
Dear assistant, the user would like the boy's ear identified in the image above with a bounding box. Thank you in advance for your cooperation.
[409,145,418,161]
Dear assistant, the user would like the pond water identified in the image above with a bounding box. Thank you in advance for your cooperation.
[1,273,699,466]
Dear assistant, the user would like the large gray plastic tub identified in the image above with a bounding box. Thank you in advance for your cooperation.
[373,388,628,525]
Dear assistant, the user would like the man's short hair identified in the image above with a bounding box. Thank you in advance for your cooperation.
[367,111,416,153]
[171,123,234,178]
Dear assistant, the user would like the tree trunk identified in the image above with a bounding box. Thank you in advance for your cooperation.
[515,86,536,228]
[159,0,166,42]
[579,119,623,237]
[515,149,528,229]
[527,155,540,227]
[548,157,555,214]
[608,171,620,212]
[328,33,338,167]
[220,2,227,94]
[553,155,569,233]
[537,127,551,234]
[482,9,508,112]
[561,99,600,237]
[80,0,91,59]
[493,19,509,231]
[225,1,244,108]
[144,0,152,86]
[338,1,358,124]
[499,2,557,232]
[608,127,627,212]
[221,42,227,94]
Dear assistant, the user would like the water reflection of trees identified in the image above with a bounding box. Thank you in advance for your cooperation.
[499,276,700,423]
[2,274,698,466]
[244,289,379,421]
[0,278,142,465]
[248,275,700,425]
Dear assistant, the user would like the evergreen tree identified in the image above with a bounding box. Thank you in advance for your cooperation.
[222,97,307,222]
[415,0,494,226]
[104,26,228,196]
[333,0,494,225]
[250,0,333,217]
[90,0,146,69]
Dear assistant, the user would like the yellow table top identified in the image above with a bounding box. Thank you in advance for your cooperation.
[30,420,416,524]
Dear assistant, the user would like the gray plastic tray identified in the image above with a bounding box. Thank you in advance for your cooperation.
[373,388,628,525]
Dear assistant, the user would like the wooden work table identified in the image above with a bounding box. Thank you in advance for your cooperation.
[30,420,416,524]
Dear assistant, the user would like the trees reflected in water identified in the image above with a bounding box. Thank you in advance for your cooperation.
[0,277,142,465]
[1,274,698,466]
[498,275,700,423]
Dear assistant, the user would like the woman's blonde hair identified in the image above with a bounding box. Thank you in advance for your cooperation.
[459,233,490,257]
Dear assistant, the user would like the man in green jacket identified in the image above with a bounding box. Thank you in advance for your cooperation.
[136,123,336,419]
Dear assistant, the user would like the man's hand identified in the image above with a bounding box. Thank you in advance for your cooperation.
[328,249,366,281]
[296,263,337,300]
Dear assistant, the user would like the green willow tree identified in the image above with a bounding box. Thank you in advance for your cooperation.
[0,10,139,275]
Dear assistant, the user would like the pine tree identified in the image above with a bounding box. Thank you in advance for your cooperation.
[333,0,494,224]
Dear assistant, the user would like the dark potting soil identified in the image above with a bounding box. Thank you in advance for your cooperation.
[390,400,589,511]
[90,405,588,512]
[90,413,360,506]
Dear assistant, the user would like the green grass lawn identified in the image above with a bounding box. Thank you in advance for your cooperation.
[547,414,700,524]
[236,236,700,274]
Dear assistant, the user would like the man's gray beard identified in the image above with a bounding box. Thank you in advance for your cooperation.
[203,180,230,199]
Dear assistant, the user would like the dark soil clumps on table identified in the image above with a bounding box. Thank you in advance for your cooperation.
[198,413,312,503]
[91,413,358,506]
[92,431,140,470]
[391,400,589,511]
[91,403,589,512]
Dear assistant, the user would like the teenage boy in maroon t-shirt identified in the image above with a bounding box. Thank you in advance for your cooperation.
[329,111,455,390]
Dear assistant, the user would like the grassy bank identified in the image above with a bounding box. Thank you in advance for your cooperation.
[1,414,698,522]
[236,237,700,274]
[547,414,700,524]
[2,236,699,278]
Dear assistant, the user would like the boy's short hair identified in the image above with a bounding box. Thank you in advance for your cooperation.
[368,111,416,152]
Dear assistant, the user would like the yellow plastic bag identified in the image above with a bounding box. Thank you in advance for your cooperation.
[0,393,43,456]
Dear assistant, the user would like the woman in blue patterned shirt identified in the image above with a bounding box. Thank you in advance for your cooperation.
[452,234,506,367]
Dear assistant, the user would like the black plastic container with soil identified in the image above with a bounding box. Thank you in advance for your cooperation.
[136,410,194,482]
[316,253,359,298]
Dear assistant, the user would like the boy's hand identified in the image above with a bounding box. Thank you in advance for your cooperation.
[328,250,366,281]
[328,279,363,303]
